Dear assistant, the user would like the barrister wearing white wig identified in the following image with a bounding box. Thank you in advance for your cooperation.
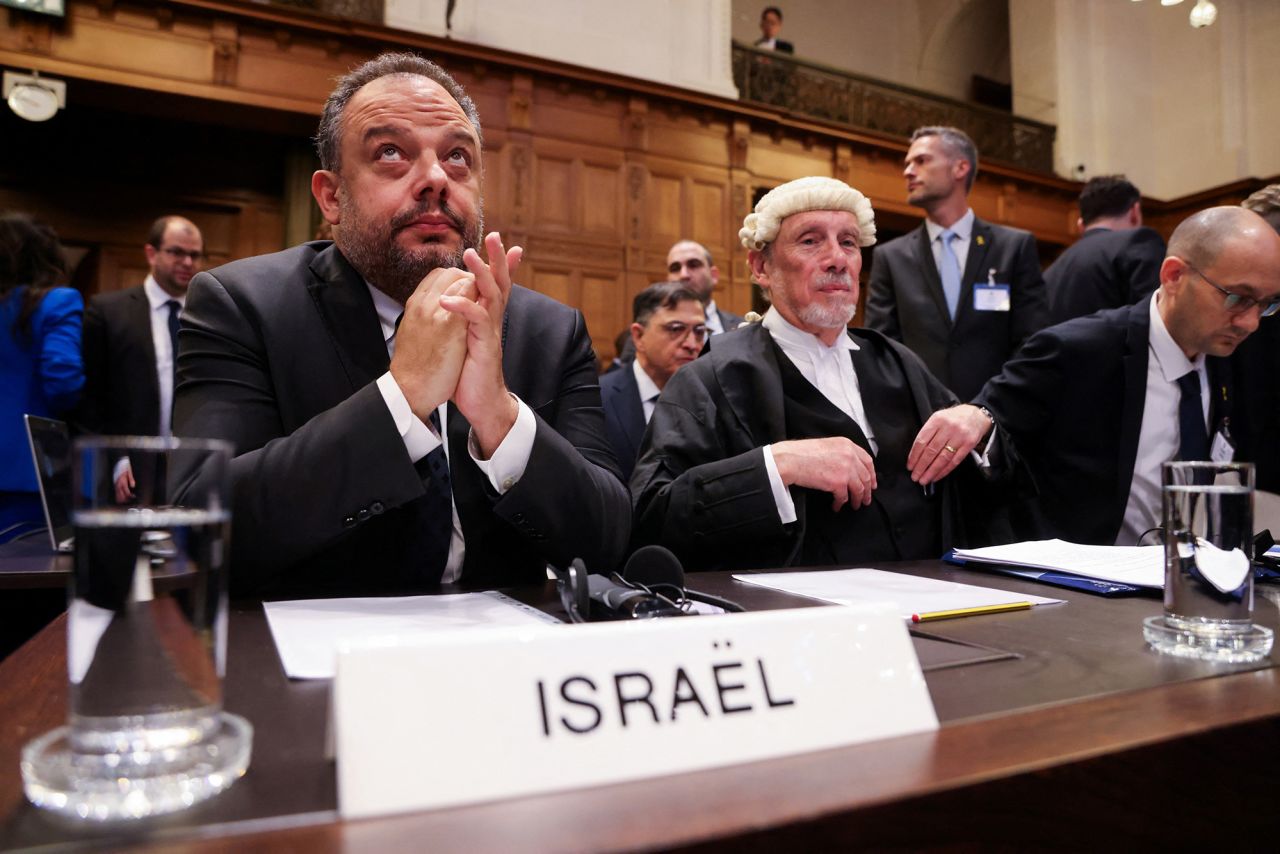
[738,177,877,251]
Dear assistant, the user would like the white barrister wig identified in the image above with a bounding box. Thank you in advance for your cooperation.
[738,177,877,250]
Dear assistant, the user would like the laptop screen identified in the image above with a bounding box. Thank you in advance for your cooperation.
[23,414,73,551]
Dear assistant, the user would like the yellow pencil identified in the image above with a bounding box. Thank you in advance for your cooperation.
[911,601,1034,623]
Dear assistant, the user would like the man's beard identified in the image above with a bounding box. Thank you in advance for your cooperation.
[338,193,484,304]
[786,273,859,330]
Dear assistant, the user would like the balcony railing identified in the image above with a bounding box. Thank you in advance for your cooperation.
[732,42,1055,174]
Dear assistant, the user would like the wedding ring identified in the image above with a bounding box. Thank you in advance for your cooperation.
[943,444,957,454]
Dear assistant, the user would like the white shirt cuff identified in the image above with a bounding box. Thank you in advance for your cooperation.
[468,395,535,494]
[763,444,798,524]
[969,422,998,469]
[376,372,441,463]
[112,456,132,486]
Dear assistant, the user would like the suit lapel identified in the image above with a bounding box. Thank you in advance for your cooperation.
[714,324,788,446]
[1114,301,1151,519]
[617,367,647,458]
[956,218,993,328]
[912,225,952,329]
[128,287,161,406]
[305,244,389,392]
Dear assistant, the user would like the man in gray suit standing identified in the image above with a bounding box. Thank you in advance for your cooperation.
[865,126,1049,401]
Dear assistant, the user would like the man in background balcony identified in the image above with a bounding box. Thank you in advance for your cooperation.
[173,52,629,598]
[754,6,794,54]
[1044,175,1165,324]
[865,126,1049,401]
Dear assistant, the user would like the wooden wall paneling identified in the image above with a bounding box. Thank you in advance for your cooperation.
[530,81,626,150]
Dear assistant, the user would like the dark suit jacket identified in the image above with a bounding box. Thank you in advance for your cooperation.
[173,241,631,598]
[975,300,1234,545]
[631,323,1014,571]
[599,364,646,483]
[1044,226,1165,324]
[866,217,1050,401]
[1230,315,1280,492]
[79,284,162,435]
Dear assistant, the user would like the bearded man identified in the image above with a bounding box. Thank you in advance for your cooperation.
[173,53,629,597]
[631,177,1010,571]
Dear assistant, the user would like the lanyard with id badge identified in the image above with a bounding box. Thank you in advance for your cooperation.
[973,268,1010,312]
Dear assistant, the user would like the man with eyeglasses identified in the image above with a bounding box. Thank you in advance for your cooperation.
[975,206,1280,545]
[612,240,743,368]
[600,282,707,481]
[632,177,1014,572]
[79,215,204,443]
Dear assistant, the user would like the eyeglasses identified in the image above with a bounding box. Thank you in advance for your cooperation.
[160,246,204,263]
[1184,261,1280,317]
[654,321,708,342]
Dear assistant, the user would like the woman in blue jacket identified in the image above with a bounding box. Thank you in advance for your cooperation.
[0,213,84,533]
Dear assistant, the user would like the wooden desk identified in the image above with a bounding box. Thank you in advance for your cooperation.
[3,562,1279,850]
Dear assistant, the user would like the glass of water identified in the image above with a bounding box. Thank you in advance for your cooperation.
[1144,461,1273,662]
[21,436,252,821]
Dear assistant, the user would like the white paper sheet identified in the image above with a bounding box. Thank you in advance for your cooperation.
[264,592,561,679]
[951,539,1164,588]
[732,568,1062,618]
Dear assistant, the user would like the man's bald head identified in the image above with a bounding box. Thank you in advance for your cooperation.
[1166,206,1274,272]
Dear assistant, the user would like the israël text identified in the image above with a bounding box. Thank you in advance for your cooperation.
[536,639,796,737]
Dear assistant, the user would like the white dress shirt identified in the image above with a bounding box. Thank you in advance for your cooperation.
[367,283,536,582]
[1116,293,1208,546]
[704,299,726,336]
[632,358,661,424]
[924,208,976,284]
[760,307,878,524]
[142,275,183,437]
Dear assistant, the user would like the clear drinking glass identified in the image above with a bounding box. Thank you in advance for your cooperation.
[21,436,252,821]
[1143,461,1273,662]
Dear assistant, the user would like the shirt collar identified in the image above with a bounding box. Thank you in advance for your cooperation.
[632,358,661,402]
[1149,291,1202,382]
[143,275,184,310]
[365,282,404,346]
[925,208,975,243]
[761,305,858,355]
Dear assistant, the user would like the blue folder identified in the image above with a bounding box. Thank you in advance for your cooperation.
[942,550,1148,597]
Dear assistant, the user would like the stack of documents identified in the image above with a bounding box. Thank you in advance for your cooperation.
[734,568,1062,618]
[947,540,1163,595]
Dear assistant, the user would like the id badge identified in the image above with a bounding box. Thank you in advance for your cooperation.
[973,283,1011,312]
[1210,429,1235,463]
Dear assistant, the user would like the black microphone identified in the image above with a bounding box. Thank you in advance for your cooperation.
[585,574,685,620]
[622,545,685,590]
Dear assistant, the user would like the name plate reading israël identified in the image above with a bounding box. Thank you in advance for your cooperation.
[333,606,938,819]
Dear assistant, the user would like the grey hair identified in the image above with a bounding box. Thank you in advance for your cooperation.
[911,125,979,192]
[315,52,483,172]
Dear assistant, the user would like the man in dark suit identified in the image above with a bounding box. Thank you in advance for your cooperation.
[80,215,204,438]
[1044,175,1165,324]
[612,239,743,369]
[1232,184,1280,491]
[173,52,630,598]
[633,177,1011,572]
[976,206,1280,545]
[600,282,705,481]
[866,126,1049,401]
[666,240,745,335]
[754,6,794,53]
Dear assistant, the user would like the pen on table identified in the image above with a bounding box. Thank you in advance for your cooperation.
[911,602,1034,623]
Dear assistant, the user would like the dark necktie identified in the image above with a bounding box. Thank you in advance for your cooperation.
[166,300,181,379]
[1176,370,1210,461]
[394,312,452,582]
[414,408,452,583]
